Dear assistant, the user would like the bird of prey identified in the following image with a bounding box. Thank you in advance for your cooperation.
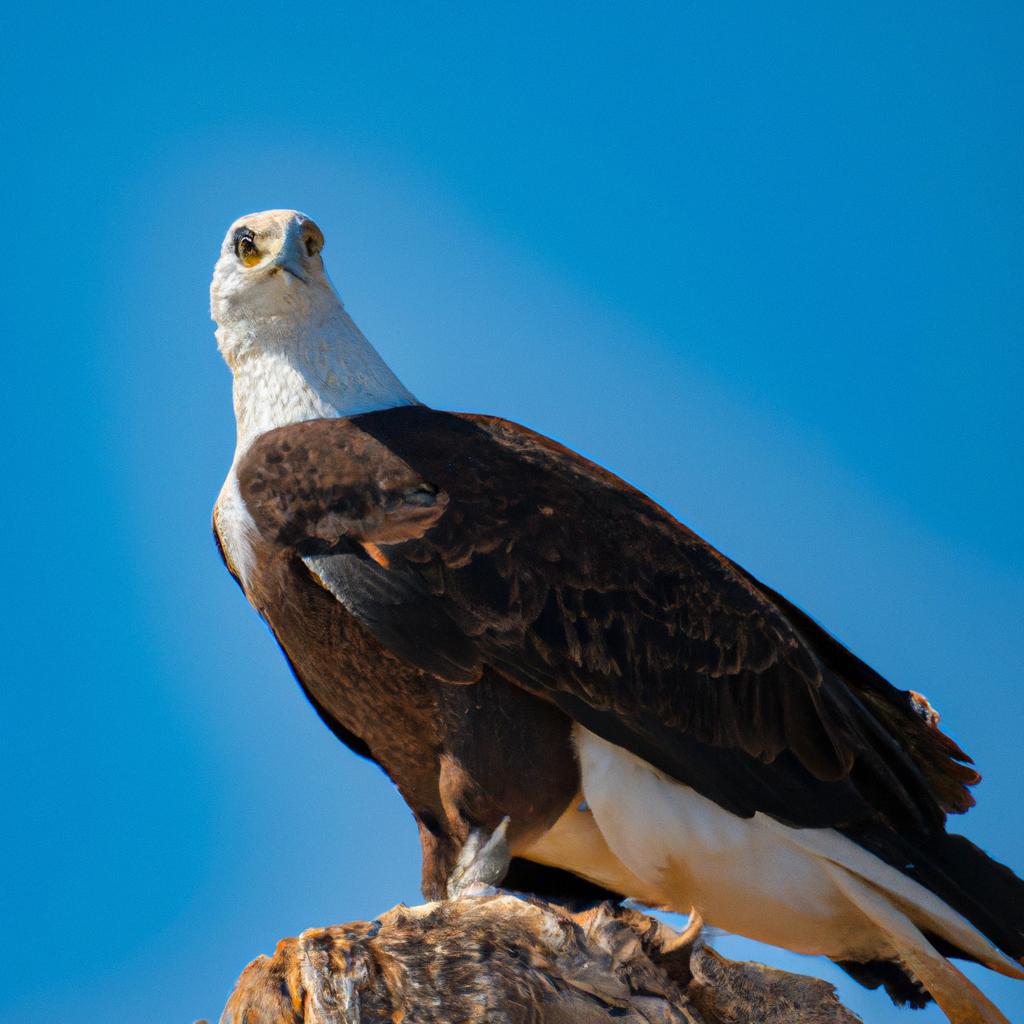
[211,209,1024,1024]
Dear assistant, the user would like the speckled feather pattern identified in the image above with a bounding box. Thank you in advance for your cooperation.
[218,895,859,1024]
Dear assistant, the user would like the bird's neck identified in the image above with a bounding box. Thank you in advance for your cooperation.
[220,301,416,457]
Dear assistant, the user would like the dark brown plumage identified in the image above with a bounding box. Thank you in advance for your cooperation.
[216,404,1024,1016]
[232,407,979,826]
[209,208,1024,1023]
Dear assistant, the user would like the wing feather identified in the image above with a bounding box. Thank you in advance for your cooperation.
[236,407,978,834]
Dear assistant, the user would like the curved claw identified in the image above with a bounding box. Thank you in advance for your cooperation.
[447,817,512,898]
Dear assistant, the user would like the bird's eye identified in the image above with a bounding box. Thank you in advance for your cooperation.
[304,233,322,257]
[233,231,260,267]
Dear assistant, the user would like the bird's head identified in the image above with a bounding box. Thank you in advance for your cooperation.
[210,209,333,333]
[210,209,415,431]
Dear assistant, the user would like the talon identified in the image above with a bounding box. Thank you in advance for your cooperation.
[447,817,512,898]
[650,907,704,984]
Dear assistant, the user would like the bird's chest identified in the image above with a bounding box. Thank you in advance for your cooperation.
[214,471,260,591]
[214,473,581,882]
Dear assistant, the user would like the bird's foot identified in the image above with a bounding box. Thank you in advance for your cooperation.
[446,817,512,898]
[645,907,705,987]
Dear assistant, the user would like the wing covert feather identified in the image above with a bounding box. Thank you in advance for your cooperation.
[236,407,978,833]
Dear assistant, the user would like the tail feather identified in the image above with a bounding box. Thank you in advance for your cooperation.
[834,957,930,1008]
[847,825,1024,970]
[825,862,1012,1024]
[768,817,1024,978]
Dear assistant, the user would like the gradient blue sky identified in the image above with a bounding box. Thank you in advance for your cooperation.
[3,4,1022,1022]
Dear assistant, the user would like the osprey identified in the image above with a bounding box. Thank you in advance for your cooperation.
[211,210,1024,1024]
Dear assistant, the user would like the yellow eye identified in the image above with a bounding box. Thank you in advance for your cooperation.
[234,232,261,267]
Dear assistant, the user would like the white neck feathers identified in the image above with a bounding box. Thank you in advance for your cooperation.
[218,297,416,457]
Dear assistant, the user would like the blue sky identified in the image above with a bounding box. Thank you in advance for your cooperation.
[2,4,1022,1021]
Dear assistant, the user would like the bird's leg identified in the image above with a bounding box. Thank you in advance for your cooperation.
[446,817,512,898]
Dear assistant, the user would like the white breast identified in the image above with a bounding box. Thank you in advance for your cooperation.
[214,469,259,591]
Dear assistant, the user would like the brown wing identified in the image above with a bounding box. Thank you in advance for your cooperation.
[236,406,978,834]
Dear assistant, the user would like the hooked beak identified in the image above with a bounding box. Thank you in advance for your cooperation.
[270,220,309,282]
[271,253,307,283]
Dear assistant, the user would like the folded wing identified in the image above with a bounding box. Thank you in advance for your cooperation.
[236,405,979,841]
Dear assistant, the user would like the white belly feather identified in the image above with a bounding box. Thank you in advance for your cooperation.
[525,725,1022,984]
[574,726,868,957]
